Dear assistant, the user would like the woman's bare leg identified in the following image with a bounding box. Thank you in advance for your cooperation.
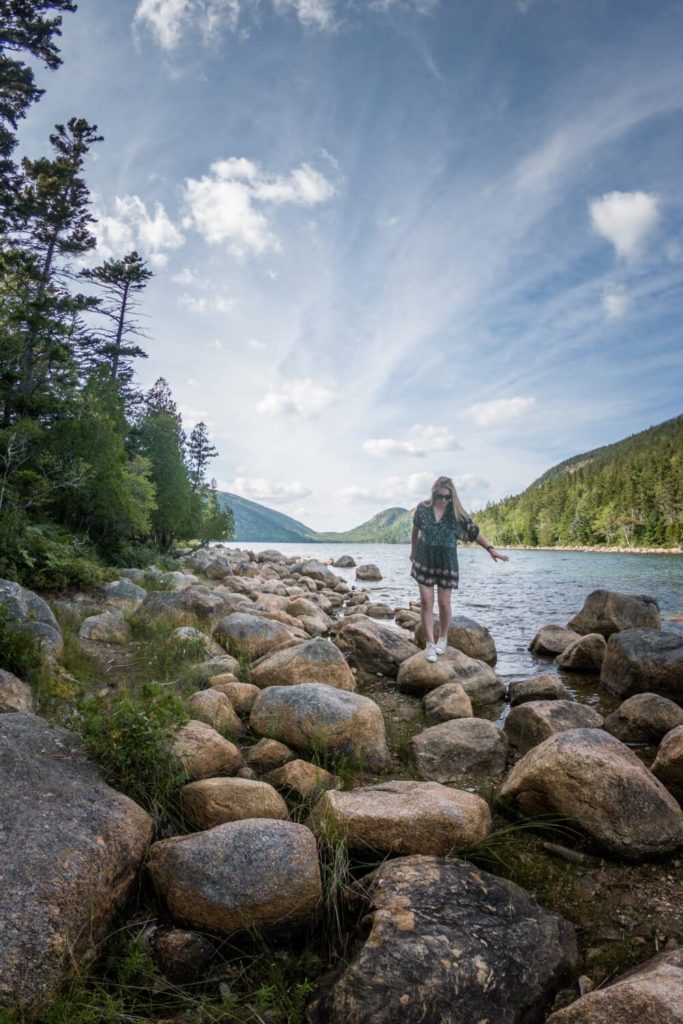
[418,583,436,644]
[437,586,452,644]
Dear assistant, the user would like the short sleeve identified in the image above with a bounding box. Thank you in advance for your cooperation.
[412,505,423,528]
[459,517,480,542]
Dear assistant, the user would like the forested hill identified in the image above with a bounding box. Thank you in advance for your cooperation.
[474,415,683,548]
[217,493,317,542]
[316,507,413,543]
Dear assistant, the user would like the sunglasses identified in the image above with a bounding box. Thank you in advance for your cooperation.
[434,492,451,501]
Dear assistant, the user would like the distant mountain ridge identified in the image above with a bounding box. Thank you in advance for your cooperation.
[216,492,317,542]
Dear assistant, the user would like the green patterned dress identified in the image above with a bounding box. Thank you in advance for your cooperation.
[410,502,480,588]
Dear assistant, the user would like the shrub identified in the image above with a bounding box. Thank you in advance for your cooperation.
[0,604,42,682]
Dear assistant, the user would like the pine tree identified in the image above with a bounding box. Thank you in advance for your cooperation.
[81,250,152,385]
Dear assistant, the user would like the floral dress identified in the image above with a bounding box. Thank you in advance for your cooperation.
[410,502,480,588]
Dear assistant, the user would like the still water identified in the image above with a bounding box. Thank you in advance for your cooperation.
[235,542,682,707]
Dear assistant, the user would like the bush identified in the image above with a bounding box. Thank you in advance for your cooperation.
[0,604,42,682]
[0,514,104,591]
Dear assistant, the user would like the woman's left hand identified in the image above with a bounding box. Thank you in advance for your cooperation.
[489,548,509,562]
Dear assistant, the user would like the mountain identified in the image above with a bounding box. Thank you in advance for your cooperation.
[217,492,318,543]
[316,507,413,543]
[472,415,683,548]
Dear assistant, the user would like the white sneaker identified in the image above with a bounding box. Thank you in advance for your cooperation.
[425,643,437,663]
[435,636,448,655]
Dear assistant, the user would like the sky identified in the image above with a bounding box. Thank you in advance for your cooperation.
[18,0,683,531]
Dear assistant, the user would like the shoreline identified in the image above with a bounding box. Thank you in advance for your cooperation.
[495,544,683,555]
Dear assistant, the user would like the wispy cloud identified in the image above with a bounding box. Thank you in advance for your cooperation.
[602,286,631,319]
[362,424,460,457]
[134,0,241,49]
[256,377,336,417]
[224,477,313,503]
[589,191,660,261]
[93,195,185,267]
[465,398,536,428]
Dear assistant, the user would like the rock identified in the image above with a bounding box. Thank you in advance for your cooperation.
[152,927,214,982]
[0,714,153,1010]
[180,777,289,829]
[604,693,683,744]
[169,626,225,658]
[134,586,227,622]
[213,612,294,659]
[78,608,132,644]
[246,737,296,772]
[652,725,683,805]
[411,718,508,788]
[209,680,260,715]
[366,602,394,619]
[102,578,147,606]
[309,781,491,855]
[0,578,63,659]
[307,855,578,1024]
[355,563,382,581]
[186,689,242,737]
[529,624,583,656]
[191,655,243,682]
[147,819,322,934]
[568,590,661,637]
[600,629,683,702]
[394,608,420,630]
[397,647,502,703]
[251,637,355,691]
[292,559,340,586]
[334,555,356,568]
[265,759,339,799]
[423,682,473,722]
[250,683,390,772]
[336,617,419,677]
[555,634,607,672]
[168,720,243,780]
[504,701,604,755]
[546,946,683,1023]
[0,669,35,714]
[498,728,683,861]
[509,675,571,707]
[416,615,497,665]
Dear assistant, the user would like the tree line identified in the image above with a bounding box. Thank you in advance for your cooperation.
[0,1,233,587]
[474,416,683,549]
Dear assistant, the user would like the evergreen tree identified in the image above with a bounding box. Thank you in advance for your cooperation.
[81,250,151,385]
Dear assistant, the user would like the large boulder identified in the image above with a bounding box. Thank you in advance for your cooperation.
[600,629,683,702]
[504,700,604,755]
[168,720,243,780]
[0,714,153,1010]
[251,637,355,691]
[546,946,683,1023]
[415,615,497,665]
[134,586,228,622]
[336,617,419,677]
[0,578,63,659]
[498,728,683,861]
[355,564,382,581]
[509,675,571,707]
[397,647,502,703]
[0,669,35,714]
[529,624,582,657]
[209,679,260,715]
[265,759,339,800]
[604,693,683,744]
[292,559,340,587]
[245,737,296,773]
[186,689,242,737]
[423,682,473,722]
[309,781,491,855]
[147,819,321,934]
[307,855,578,1024]
[555,634,607,673]
[102,578,146,607]
[411,718,508,788]
[568,590,661,637]
[213,612,295,659]
[78,608,132,644]
[180,778,289,829]
[652,725,683,805]
[168,626,226,659]
[250,683,390,772]
[334,555,356,568]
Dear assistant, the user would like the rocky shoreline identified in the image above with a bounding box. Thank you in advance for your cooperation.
[1,551,682,1022]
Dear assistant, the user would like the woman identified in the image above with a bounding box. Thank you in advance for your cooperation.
[410,476,509,662]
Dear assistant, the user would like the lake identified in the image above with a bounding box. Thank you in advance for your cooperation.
[232,542,682,716]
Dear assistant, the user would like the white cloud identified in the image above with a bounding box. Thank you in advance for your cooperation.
[339,470,488,506]
[134,0,241,49]
[183,158,335,258]
[589,191,660,261]
[224,477,312,504]
[256,377,335,417]
[248,338,267,350]
[465,397,536,428]
[273,0,335,30]
[602,287,631,319]
[94,195,184,267]
[362,424,460,457]
[179,293,235,313]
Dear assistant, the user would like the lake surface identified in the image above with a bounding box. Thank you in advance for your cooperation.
[233,542,682,714]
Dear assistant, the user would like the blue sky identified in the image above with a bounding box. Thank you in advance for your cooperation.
[20,0,683,530]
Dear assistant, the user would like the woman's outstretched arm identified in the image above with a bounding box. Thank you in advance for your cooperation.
[475,532,510,562]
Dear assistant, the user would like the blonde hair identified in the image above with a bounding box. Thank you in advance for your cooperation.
[425,475,468,520]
